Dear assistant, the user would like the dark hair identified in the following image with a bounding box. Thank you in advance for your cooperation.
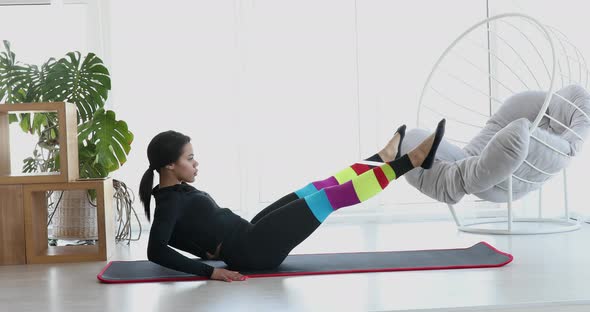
[139,130,191,222]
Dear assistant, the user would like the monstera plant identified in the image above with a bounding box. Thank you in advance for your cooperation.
[0,40,141,244]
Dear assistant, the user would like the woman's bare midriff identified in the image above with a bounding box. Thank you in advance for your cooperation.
[206,242,223,260]
[215,242,223,257]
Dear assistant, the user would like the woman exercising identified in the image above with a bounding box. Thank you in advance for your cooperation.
[139,119,446,282]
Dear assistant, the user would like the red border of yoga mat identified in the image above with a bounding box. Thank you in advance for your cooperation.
[97,241,513,284]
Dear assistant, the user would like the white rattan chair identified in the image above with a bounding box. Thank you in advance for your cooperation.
[416,13,590,234]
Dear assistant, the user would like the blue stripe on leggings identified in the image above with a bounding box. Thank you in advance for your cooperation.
[303,189,333,223]
[294,183,319,198]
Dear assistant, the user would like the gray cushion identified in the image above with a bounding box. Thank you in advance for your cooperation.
[400,84,590,204]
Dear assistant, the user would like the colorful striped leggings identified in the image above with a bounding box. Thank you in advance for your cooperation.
[225,153,415,270]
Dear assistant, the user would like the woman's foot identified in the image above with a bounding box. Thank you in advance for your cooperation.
[408,119,446,169]
[377,125,406,162]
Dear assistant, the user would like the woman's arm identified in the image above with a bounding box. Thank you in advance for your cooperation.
[168,236,209,260]
[147,198,215,277]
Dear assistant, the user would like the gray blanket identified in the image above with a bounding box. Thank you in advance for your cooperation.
[400,84,590,204]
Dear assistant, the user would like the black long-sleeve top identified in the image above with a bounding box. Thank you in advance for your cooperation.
[147,182,250,277]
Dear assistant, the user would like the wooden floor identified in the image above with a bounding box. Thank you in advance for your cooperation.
[1,220,590,312]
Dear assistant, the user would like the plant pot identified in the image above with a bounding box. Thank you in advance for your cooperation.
[49,189,98,240]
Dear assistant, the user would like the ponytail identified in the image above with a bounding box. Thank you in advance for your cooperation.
[141,130,192,222]
[139,167,155,222]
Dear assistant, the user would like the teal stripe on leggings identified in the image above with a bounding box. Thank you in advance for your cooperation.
[294,183,319,198]
[302,189,332,222]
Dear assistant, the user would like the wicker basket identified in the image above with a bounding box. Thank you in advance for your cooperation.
[49,189,98,240]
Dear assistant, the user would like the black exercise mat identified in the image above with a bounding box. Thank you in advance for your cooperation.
[97,241,512,283]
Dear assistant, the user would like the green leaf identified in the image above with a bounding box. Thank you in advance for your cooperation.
[78,108,133,177]
[1,42,132,180]
[32,113,47,135]
[18,113,31,133]
[22,157,39,173]
[44,52,111,123]
[52,152,60,171]
[0,41,54,104]
[8,113,18,124]
[0,42,33,104]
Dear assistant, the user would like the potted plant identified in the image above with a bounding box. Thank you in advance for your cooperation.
[0,40,141,245]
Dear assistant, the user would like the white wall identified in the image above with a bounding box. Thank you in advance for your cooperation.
[106,0,492,225]
[2,0,590,227]
[355,0,487,213]
[108,0,243,218]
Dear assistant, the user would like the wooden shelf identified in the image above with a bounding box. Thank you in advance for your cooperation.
[0,185,26,265]
[45,245,99,256]
[4,172,61,176]
[0,102,79,185]
[36,246,103,263]
[0,102,114,266]
[23,178,114,264]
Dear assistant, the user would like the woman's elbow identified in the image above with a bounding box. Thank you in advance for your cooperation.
[147,244,162,262]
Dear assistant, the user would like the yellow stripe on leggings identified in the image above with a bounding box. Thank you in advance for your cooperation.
[381,163,397,181]
[334,167,358,184]
[351,170,382,202]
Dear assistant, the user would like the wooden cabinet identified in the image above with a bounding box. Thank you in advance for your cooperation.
[0,102,113,265]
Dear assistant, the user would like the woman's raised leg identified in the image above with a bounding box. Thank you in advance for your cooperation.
[240,120,445,269]
[250,125,406,224]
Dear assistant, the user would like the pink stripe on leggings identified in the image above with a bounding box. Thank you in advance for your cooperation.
[323,180,361,210]
[312,176,340,190]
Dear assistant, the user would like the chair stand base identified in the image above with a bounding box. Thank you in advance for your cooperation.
[457,217,581,235]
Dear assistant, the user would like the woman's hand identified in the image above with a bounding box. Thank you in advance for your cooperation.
[210,268,247,282]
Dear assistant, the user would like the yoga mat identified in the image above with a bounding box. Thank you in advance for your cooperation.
[97,241,512,284]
